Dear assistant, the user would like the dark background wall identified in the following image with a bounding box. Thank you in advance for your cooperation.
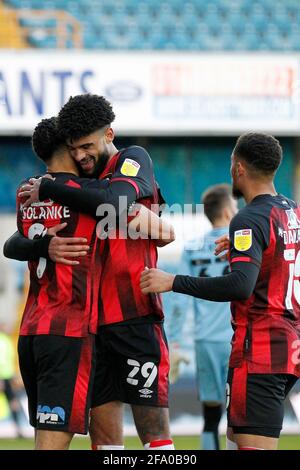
[0,136,294,212]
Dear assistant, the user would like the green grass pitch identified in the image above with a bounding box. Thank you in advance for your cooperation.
[0,435,299,450]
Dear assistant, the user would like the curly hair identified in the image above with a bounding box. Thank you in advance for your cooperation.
[32,117,63,162]
[57,94,116,141]
[234,132,282,175]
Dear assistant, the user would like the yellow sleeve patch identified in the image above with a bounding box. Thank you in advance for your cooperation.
[234,229,252,251]
[120,158,141,177]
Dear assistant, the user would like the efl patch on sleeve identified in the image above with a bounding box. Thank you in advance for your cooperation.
[120,158,141,177]
[234,229,252,251]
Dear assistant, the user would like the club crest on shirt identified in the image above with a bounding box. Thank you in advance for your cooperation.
[234,229,252,251]
[120,158,140,177]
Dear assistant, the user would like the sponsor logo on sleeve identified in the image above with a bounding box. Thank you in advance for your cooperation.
[234,229,252,251]
[36,405,65,425]
[120,158,140,177]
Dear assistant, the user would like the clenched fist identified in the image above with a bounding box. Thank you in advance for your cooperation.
[140,267,175,294]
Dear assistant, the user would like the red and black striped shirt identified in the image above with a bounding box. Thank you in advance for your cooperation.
[18,173,98,337]
[94,146,164,325]
[229,194,300,376]
[31,147,165,327]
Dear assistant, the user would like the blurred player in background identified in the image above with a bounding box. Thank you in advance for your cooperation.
[0,323,25,438]
[15,94,175,451]
[141,132,300,450]
[168,184,236,450]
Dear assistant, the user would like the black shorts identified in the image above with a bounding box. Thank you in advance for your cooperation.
[18,334,96,435]
[92,317,169,408]
[227,362,298,438]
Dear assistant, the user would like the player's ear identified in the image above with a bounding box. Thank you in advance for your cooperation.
[105,127,114,143]
[236,160,245,177]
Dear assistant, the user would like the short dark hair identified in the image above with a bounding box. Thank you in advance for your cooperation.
[202,184,233,224]
[57,94,116,141]
[32,117,63,162]
[233,132,282,175]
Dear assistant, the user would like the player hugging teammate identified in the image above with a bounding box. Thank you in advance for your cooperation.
[4,94,175,451]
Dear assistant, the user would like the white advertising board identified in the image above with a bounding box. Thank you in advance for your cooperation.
[0,51,299,135]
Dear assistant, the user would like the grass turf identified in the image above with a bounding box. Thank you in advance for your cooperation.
[0,435,299,450]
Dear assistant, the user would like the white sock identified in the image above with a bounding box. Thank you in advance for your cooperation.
[239,446,265,450]
[144,439,175,450]
[92,444,125,450]
[226,438,238,450]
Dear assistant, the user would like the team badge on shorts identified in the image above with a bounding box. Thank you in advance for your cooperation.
[234,229,252,251]
[120,158,140,177]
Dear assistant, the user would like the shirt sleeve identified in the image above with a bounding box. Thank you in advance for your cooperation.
[70,177,110,190]
[39,177,137,218]
[172,208,268,301]
[9,180,53,261]
[229,210,267,268]
[3,231,52,261]
[172,261,259,301]
[111,146,154,200]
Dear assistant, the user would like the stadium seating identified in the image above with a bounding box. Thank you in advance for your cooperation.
[2,0,300,51]
[0,3,26,48]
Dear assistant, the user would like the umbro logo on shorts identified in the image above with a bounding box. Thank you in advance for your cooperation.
[139,388,153,398]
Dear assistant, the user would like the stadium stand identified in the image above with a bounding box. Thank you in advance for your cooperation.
[0,2,26,48]
[1,0,82,48]
[1,0,300,51]
[0,0,298,211]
